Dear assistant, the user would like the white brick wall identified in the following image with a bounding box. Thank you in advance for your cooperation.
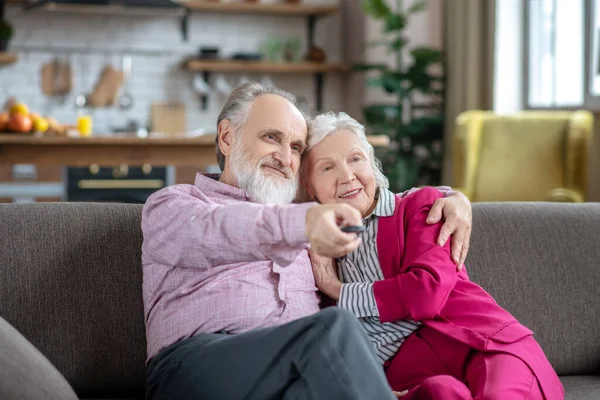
[1,6,344,134]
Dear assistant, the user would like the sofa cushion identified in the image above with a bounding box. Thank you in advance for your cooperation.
[0,316,78,400]
[561,376,600,400]
[468,203,600,376]
[0,203,146,398]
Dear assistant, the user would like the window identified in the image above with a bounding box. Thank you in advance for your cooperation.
[589,0,600,99]
[525,0,586,108]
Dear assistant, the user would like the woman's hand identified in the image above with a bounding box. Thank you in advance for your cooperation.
[308,249,342,301]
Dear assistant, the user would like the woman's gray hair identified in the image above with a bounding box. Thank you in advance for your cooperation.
[215,81,309,171]
[305,111,389,189]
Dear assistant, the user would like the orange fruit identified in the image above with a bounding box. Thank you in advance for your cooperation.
[8,114,33,133]
[0,112,9,131]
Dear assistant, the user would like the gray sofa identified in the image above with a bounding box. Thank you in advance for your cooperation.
[1,201,599,399]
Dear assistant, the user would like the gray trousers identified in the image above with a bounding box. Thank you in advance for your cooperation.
[146,307,397,400]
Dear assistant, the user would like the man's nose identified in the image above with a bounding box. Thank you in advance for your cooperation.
[273,146,292,167]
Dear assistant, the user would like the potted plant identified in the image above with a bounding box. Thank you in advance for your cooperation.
[0,19,14,52]
[355,0,445,192]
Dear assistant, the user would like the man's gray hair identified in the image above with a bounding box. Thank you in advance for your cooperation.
[305,111,389,189]
[215,81,309,171]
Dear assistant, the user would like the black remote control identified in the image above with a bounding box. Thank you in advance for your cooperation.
[341,225,366,233]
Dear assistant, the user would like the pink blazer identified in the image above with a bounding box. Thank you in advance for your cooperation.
[374,187,563,400]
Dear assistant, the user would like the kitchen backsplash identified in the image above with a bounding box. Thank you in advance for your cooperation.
[0,6,343,134]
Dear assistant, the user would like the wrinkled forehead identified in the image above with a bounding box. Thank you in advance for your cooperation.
[245,105,308,144]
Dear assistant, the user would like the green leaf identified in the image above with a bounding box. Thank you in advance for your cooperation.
[411,47,443,65]
[381,71,403,94]
[407,0,427,14]
[390,36,408,51]
[362,0,392,19]
[352,63,389,72]
[363,104,402,127]
[366,72,407,95]
[405,66,432,93]
[384,13,407,32]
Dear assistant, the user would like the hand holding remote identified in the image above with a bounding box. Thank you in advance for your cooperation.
[305,204,363,258]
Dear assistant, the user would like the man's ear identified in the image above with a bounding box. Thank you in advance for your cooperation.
[217,119,234,157]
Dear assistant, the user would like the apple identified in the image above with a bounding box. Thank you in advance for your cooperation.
[8,114,33,133]
[0,112,9,131]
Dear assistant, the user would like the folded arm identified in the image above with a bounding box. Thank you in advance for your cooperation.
[141,185,313,268]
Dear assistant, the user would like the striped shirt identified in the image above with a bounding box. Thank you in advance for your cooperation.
[337,187,422,364]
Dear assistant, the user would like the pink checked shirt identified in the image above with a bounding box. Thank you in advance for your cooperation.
[141,173,319,361]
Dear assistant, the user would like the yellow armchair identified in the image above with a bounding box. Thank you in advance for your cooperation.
[452,110,593,202]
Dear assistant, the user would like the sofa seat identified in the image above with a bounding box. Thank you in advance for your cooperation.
[562,375,600,400]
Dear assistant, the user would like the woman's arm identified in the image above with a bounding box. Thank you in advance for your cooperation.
[400,186,472,266]
[373,187,460,323]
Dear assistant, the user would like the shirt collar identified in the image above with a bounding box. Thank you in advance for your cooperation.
[193,173,248,201]
[371,186,396,218]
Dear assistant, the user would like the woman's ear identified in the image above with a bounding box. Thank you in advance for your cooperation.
[217,119,234,157]
[300,176,315,201]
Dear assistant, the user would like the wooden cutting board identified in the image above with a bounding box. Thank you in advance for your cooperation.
[59,60,73,94]
[151,103,187,134]
[40,59,72,96]
[41,61,56,96]
[88,65,124,107]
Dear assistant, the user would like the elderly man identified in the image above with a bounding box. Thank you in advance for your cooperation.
[142,82,472,400]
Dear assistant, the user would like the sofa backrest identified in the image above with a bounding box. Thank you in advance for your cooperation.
[0,203,146,398]
[466,202,600,376]
[1,201,599,398]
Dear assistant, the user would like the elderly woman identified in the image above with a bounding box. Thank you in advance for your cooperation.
[301,112,562,400]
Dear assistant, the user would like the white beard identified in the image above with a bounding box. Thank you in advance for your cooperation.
[230,143,299,205]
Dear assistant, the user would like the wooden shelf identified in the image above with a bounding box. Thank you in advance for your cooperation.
[0,133,389,147]
[0,134,216,146]
[186,59,348,74]
[0,134,389,168]
[183,2,338,16]
[0,53,17,65]
[6,0,338,16]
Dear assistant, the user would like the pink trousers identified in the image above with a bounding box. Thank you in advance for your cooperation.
[385,326,545,400]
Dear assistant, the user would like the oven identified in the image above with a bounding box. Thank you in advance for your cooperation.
[66,164,169,203]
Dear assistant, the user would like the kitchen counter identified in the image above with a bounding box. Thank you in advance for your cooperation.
[0,134,391,169]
